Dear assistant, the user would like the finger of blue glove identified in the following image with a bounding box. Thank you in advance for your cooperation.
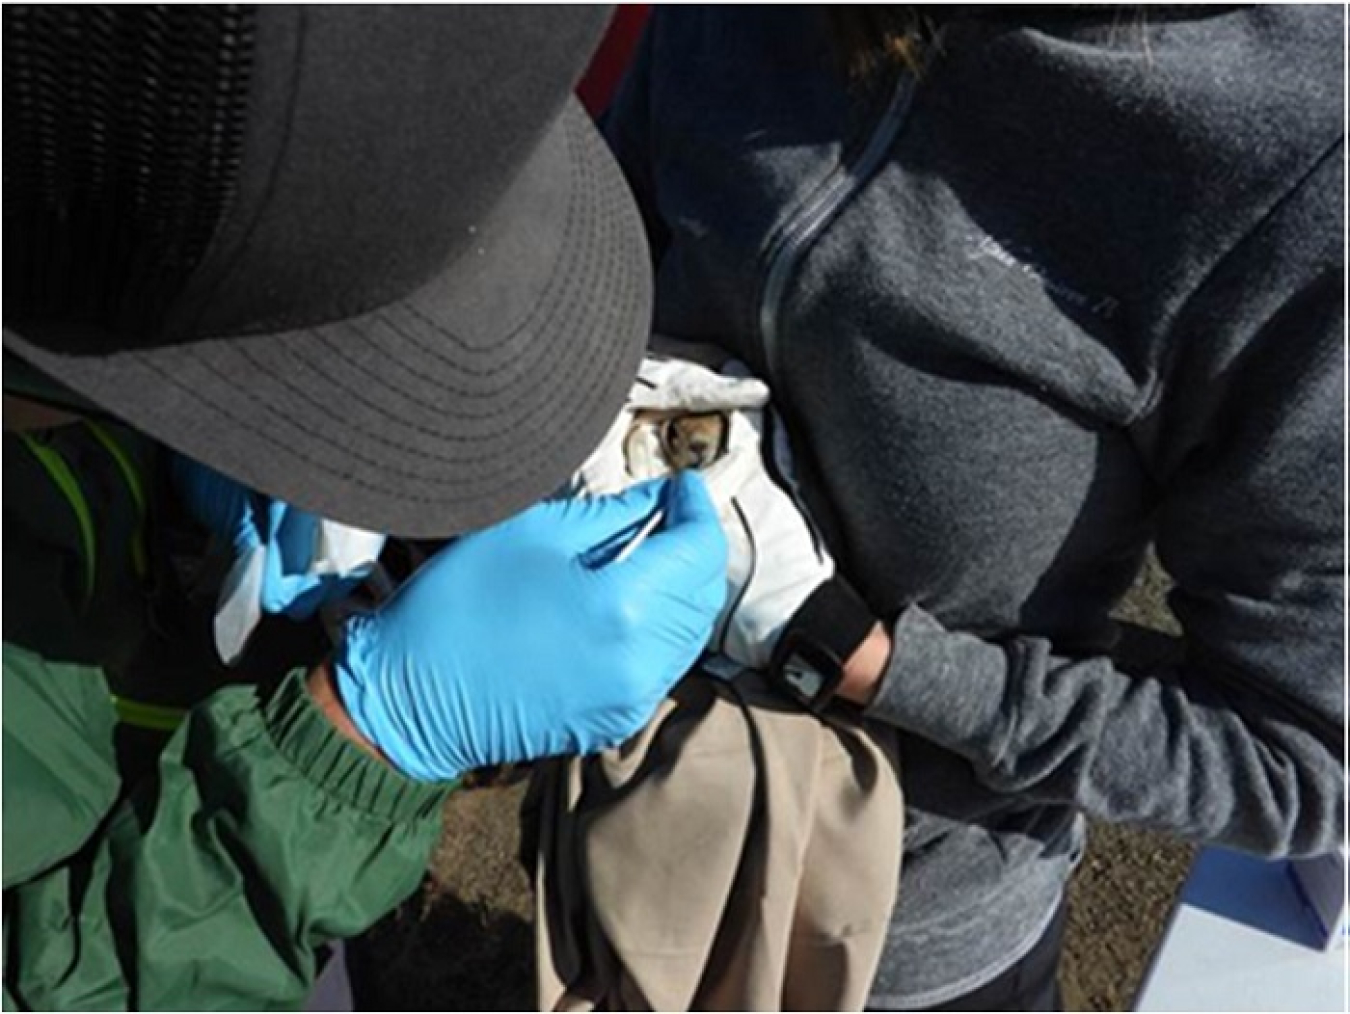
[607,471,729,695]
[172,454,264,554]
[570,479,673,568]
[612,471,728,600]
[259,502,324,618]
[262,565,367,620]
[258,502,381,619]
[544,478,669,559]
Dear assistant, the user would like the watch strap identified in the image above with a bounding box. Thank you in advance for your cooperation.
[770,578,876,711]
[783,578,875,663]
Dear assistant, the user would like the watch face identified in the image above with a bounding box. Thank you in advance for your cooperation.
[783,654,826,701]
[773,636,846,712]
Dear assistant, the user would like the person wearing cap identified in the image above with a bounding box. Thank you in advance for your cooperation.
[2,7,726,1010]
[601,6,1343,1011]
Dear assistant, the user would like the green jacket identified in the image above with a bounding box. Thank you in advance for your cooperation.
[3,422,449,1011]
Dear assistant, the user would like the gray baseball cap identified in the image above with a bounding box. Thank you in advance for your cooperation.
[4,5,650,537]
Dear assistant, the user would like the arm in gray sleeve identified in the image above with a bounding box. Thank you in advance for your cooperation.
[865,146,1345,859]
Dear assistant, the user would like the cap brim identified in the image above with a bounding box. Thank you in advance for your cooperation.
[4,98,650,538]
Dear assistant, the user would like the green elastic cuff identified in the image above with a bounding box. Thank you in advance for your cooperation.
[263,669,457,824]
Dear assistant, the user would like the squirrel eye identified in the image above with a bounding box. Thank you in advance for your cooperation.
[660,418,682,447]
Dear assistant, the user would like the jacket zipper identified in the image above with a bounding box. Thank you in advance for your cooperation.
[755,74,915,383]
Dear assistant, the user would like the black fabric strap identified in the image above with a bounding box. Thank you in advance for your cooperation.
[780,577,876,668]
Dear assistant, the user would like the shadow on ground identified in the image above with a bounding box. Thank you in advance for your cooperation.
[347,780,537,1011]
[348,882,534,1011]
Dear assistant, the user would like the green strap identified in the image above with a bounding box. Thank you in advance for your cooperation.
[25,427,180,733]
[22,427,177,732]
[85,421,149,578]
[110,694,187,733]
[20,434,97,607]
[85,421,146,514]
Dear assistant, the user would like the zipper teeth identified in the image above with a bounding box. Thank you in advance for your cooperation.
[757,76,915,382]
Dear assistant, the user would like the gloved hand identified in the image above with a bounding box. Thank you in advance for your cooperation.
[333,472,727,782]
[573,350,835,673]
[172,455,386,661]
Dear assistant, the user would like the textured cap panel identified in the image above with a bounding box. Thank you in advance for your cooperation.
[4,5,255,339]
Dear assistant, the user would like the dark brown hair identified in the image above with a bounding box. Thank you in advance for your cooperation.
[825,6,933,82]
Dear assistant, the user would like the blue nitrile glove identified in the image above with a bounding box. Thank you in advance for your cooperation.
[172,455,387,663]
[333,472,728,782]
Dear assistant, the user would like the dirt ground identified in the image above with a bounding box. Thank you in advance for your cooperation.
[348,555,1194,1012]
[1061,555,1193,1012]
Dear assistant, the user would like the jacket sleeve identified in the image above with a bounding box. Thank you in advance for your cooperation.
[865,146,1345,859]
[3,647,449,1012]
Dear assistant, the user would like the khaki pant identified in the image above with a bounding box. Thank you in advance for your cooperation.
[526,673,904,1012]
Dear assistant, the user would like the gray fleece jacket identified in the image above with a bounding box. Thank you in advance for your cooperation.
[603,5,1345,1007]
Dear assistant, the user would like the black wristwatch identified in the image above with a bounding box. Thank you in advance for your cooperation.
[768,578,876,713]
